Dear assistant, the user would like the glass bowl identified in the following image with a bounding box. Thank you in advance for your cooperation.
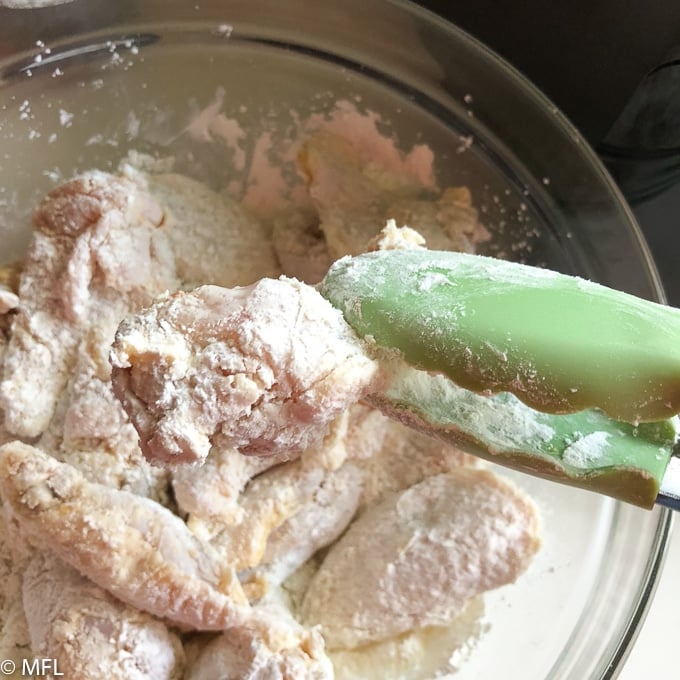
[0,1,672,678]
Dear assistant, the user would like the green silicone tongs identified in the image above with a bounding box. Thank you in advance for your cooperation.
[318,249,680,510]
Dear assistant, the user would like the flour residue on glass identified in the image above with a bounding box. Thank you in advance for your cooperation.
[175,91,438,223]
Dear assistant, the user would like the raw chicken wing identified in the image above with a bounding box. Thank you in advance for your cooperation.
[110,278,382,464]
[22,551,185,679]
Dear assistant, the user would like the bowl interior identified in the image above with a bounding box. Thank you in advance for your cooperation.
[0,1,671,678]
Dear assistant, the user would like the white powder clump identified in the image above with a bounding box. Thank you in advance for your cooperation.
[366,219,426,252]
[562,432,611,469]
[59,109,74,127]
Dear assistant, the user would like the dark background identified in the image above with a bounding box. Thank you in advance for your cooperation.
[417,0,680,305]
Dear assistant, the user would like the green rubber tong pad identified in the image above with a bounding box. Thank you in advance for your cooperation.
[320,249,680,424]
[368,363,676,508]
